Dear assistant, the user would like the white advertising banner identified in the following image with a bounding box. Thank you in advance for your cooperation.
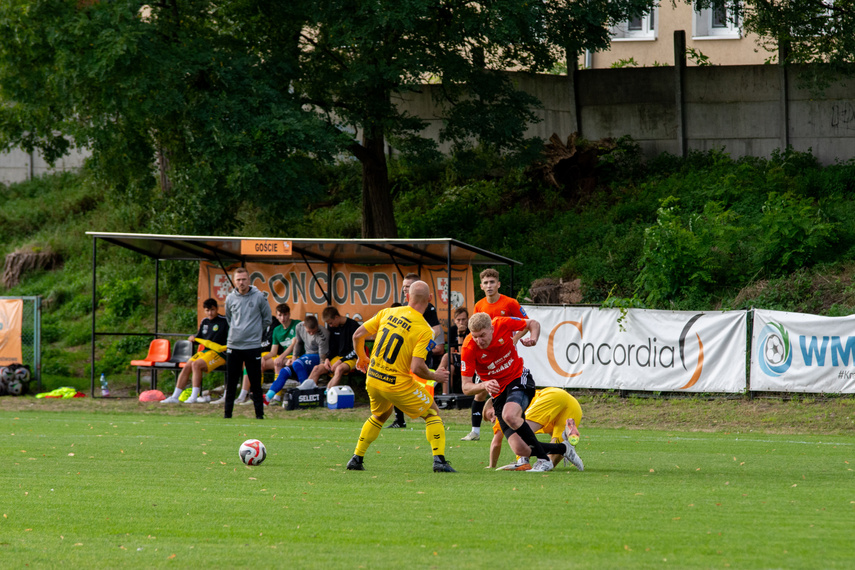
[751,309,855,393]
[518,306,748,393]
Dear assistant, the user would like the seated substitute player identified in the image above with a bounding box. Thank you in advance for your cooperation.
[485,387,583,471]
[306,306,360,390]
[264,315,329,403]
[461,267,529,442]
[460,312,581,473]
[345,280,455,473]
[161,298,228,404]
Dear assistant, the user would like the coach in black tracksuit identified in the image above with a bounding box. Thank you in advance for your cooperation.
[223,267,272,420]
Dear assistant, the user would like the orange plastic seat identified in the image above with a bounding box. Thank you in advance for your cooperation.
[132,338,172,393]
[130,339,171,366]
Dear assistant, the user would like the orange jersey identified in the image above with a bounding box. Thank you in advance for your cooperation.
[474,294,527,319]
[460,317,528,395]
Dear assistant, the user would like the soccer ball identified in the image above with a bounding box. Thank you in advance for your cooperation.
[765,335,784,364]
[7,377,27,396]
[239,439,266,466]
[0,366,13,384]
[14,366,30,384]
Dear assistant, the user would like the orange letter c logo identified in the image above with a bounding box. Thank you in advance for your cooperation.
[547,319,584,378]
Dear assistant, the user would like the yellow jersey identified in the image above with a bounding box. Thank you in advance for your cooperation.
[362,305,434,393]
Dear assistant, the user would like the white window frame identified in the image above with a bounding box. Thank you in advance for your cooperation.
[693,1,741,39]
[611,6,659,42]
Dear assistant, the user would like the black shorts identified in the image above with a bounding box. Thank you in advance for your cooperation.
[493,368,536,435]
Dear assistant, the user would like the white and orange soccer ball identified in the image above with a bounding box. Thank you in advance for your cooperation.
[239,439,266,466]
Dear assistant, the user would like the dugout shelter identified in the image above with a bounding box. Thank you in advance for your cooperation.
[87,232,521,397]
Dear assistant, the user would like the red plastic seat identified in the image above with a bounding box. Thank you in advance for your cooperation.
[130,339,170,366]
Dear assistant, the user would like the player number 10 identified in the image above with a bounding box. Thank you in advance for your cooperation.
[373,328,404,364]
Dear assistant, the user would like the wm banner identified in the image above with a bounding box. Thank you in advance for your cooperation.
[518,306,748,393]
[198,262,474,327]
[752,309,855,393]
[0,299,23,365]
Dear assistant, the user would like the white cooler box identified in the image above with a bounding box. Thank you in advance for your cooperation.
[327,386,355,409]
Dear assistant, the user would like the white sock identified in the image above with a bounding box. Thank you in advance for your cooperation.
[471,426,480,435]
[172,387,183,398]
[190,387,201,399]
[238,389,249,399]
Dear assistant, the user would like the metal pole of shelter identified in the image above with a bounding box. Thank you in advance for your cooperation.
[510,266,515,298]
[327,261,333,308]
[446,243,452,351]
[155,258,160,336]
[34,296,42,390]
[90,236,97,397]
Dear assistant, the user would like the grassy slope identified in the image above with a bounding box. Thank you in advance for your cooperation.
[3,147,855,394]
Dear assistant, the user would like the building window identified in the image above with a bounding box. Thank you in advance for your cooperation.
[611,7,658,41]
[694,1,741,39]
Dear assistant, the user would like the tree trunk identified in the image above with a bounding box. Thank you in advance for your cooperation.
[157,144,173,195]
[358,125,398,238]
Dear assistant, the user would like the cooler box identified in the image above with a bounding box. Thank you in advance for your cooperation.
[327,386,355,409]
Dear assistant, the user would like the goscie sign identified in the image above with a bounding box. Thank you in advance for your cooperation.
[241,240,292,256]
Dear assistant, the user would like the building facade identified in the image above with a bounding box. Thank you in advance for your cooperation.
[587,2,771,69]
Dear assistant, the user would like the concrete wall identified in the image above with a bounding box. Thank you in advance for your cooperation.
[410,65,855,166]
[3,64,854,180]
[0,145,90,186]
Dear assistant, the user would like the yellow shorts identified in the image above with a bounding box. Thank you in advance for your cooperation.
[527,388,583,440]
[331,356,357,371]
[492,388,583,439]
[368,381,433,420]
[189,349,225,372]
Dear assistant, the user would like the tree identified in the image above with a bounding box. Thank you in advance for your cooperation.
[706,0,855,88]
[0,0,657,238]
[0,0,342,234]
[289,0,657,236]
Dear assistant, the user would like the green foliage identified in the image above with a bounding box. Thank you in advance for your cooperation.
[611,57,640,68]
[686,47,712,66]
[99,335,151,375]
[0,0,661,238]
[755,191,836,272]
[7,142,855,385]
[637,198,745,305]
[100,278,143,319]
[725,0,855,89]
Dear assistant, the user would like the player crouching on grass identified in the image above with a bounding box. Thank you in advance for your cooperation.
[485,388,584,471]
[345,280,455,473]
[461,313,583,473]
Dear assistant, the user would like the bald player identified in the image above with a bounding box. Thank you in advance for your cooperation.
[346,280,455,473]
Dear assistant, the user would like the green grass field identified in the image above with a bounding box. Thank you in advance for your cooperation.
[2,404,853,568]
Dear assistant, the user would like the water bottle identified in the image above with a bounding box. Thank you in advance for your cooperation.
[100,373,110,397]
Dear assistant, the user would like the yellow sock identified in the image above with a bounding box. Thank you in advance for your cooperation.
[354,416,384,456]
[425,415,446,456]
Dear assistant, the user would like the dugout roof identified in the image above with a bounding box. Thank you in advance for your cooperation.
[85,232,522,267]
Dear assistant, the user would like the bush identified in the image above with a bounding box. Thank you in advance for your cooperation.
[754,191,837,274]
[100,336,152,374]
[637,197,746,305]
[100,277,144,319]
